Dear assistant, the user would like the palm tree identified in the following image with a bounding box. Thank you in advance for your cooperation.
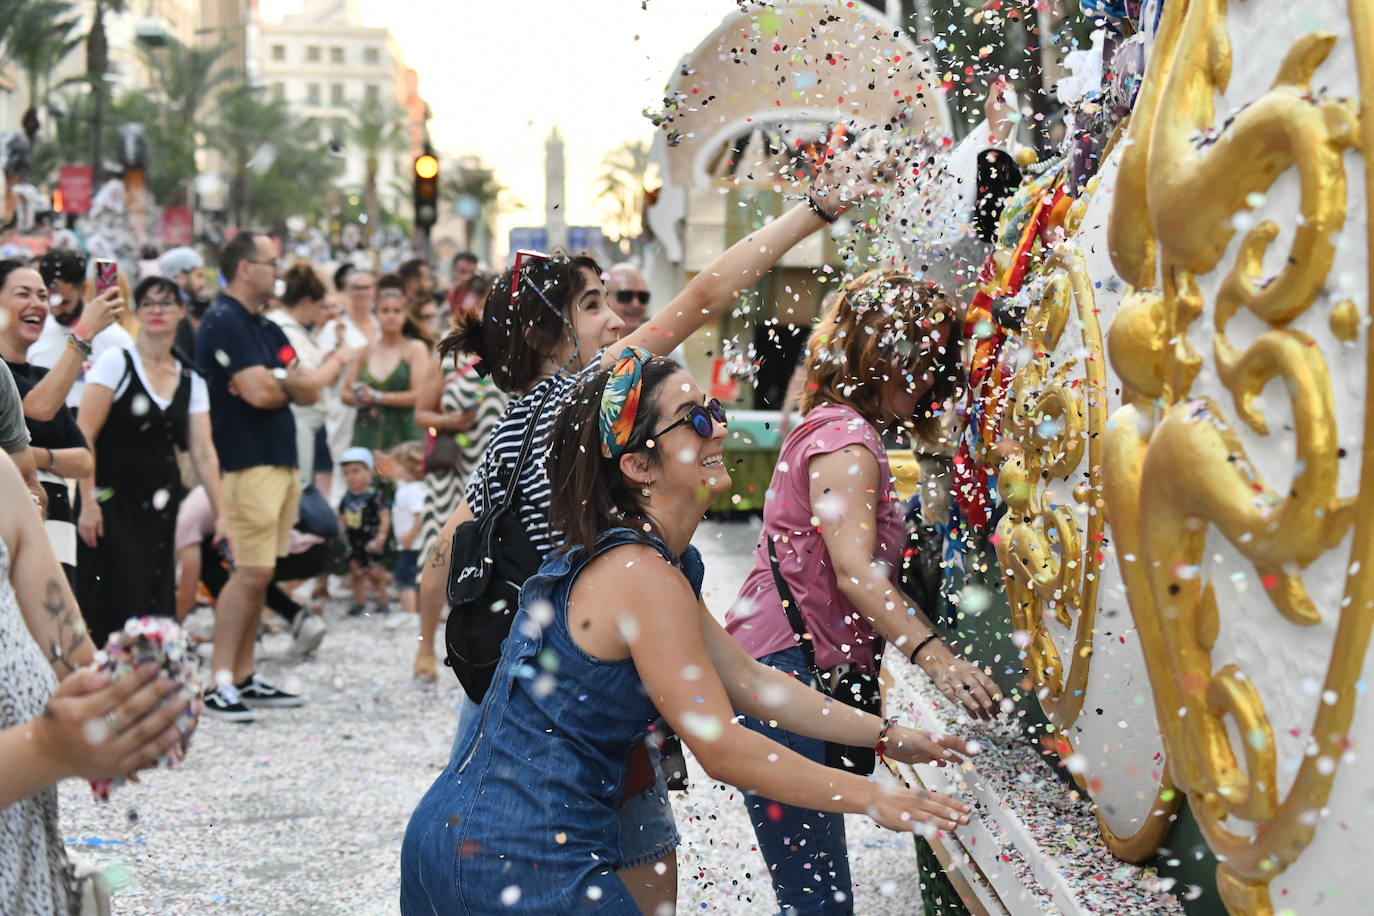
[207,86,341,229]
[340,94,406,230]
[597,138,654,246]
[136,34,238,203]
[6,0,83,148]
[86,0,128,183]
[441,159,510,260]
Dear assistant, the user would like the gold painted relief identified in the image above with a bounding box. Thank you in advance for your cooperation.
[1099,0,1372,911]
[993,242,1181,861]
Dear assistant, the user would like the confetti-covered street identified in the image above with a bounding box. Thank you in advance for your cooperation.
[59,520,921,914]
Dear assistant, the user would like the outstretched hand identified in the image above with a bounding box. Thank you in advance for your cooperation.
[885,726,981,767]
[867,780,971,833]
[810,126,901,216]
[916,644,1003,720]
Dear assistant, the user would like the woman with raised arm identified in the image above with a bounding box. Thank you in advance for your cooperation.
[412,142,884,908]
[400,351,975,915]
[724,270,1002,913]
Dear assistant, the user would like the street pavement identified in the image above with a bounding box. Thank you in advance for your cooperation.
[59,519,920,914]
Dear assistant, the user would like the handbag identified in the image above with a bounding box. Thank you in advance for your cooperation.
[424,430,460,474]
[425,358,482,474]
[444,382,558,703]
[296,483,339,540]
[767,538,884,775]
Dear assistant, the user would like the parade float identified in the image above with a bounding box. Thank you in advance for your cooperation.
[652,0,1371,912]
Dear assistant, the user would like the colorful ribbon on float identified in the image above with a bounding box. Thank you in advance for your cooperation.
[599,346,652,458]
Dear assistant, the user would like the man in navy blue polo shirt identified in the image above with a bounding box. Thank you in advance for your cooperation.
[196,232,319,722]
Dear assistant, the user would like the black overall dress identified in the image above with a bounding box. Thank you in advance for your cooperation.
[77,350,192,645]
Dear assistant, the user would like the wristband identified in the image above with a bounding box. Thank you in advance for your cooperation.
[875,716,899,766]
[909,632,940,665]
[66,332,94,357]
[802,191,839,224]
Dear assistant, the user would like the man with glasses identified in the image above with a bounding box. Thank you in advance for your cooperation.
[196,232,319,722]
[604,262,651,332]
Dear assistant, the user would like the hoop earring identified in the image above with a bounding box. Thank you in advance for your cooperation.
[640,480,654,498]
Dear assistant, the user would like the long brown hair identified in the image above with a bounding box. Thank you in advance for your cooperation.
[438,252,602,393]
[798,269,962,443]
[545,356,681,555]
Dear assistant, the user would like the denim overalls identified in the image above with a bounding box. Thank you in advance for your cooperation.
[400,528,702,914]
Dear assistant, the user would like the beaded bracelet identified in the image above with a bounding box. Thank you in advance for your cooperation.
[66,332,93,357]
[875,715,900,765]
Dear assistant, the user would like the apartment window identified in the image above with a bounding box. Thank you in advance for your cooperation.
[306,82,320,105]
[365,83,379,102]
[330,46,344,64]
[270,82,285,100]
[270,44,285,62]
[305,45,321,62]
[363,46,379,65]
[330,83,345,105]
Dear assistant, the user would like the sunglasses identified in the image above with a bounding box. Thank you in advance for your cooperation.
[650,398,728,442]
[615,290,651,306]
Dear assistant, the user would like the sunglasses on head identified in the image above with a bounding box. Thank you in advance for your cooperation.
[649,398,727,443]
[614,290,651,306]
[511,249,551,308]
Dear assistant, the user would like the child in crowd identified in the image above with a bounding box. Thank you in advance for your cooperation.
[337,446,390,616]
[382,441,426,615]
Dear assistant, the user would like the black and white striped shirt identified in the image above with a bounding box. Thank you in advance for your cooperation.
[464,359,602,558]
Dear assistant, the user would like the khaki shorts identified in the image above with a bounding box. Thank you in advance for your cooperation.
[222,465,301,569]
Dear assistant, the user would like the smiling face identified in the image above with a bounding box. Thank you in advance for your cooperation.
[0,267,49,350]
[635,370,730,505]
[559,266,624,370]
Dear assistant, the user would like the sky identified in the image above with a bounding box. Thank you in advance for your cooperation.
[266,0,744,251]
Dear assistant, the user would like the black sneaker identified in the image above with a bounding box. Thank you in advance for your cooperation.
[203,685,256,723]
[236,673,303,708]
[373,602,391,616]
[347,603,367,617]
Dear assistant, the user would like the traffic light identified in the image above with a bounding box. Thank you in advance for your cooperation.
[414,152,439,232]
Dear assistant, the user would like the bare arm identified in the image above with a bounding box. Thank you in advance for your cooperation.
[21,289,124,422]
[416,500,471,656]
[187,412,229,544]
[31,445,93,480]
[0,452,96,676]
[339,355,363,406]
[613,142,882,364]
[230,365,289,410]
[10,445,43,512]
[810,447,999,718]
[574,547,970,831]
[281,361,319,406]
[699,607,973,765]
[76,383,114,538]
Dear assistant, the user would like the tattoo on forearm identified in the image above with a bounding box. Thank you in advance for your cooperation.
[42,578,84,675]
[429,543,448,569]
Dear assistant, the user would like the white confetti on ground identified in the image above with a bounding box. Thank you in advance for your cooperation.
[59,522,921,914]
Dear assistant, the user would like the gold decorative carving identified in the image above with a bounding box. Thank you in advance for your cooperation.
[1099,0,1371,910]
[993,242,1182,861]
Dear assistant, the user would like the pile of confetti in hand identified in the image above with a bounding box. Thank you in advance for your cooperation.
[90,616,202,802]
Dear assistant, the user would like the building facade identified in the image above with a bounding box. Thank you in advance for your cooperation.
[258,0,427,217]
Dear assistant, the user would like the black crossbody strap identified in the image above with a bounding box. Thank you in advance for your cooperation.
[767,537,822,681]
[480,379,561,513]
[767,535,887,679]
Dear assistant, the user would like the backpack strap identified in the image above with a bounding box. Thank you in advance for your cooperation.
[479,378,561,514]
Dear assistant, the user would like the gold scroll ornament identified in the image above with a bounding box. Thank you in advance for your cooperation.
[993,237,1181,861]
[1101,0,1370,911]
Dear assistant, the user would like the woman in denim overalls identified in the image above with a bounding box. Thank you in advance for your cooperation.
[401,353,979,914]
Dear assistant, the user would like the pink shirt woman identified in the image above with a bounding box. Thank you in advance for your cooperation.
[725,403,903,673]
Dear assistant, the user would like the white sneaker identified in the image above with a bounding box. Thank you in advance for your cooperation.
[291,612,327,657]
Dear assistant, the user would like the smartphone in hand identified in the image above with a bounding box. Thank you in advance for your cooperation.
[94,259,119,295]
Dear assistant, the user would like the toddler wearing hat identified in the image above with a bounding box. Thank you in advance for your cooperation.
[337,446,390,616]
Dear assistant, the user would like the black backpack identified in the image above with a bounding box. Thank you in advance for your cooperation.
[443,383,557,703]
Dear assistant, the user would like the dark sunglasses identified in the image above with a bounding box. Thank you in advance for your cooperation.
[615,290,651,306]
[650,398,727,442]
